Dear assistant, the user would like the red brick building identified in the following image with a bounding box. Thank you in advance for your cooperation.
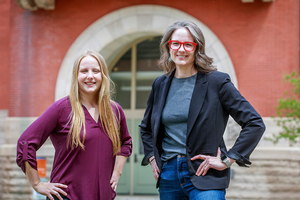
[0,0,299,199]
[0,0,298,117]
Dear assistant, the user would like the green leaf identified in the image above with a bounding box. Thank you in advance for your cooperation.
[266,71,300,145]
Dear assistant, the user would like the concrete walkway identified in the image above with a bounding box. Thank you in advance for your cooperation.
[115,195,159,200]
[115,195,236,200]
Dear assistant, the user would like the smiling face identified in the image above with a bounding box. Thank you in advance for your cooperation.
[77,55,102,98]
[169,27,196,69]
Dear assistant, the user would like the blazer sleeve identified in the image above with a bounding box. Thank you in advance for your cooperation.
[218,73,266,167]
[139,78,158,166]
[16,102,59,173]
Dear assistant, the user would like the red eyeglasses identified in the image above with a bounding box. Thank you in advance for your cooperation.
[168,40,197,52]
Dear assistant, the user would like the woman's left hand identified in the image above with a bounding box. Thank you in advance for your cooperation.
[190,148,228,176]
[110,171,121,191]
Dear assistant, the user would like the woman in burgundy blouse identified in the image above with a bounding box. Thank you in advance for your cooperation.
[16,50,132,200]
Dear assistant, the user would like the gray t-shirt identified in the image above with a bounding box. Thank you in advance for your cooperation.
[161,74,197,161]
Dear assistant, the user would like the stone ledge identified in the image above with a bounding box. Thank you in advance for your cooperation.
[0,144,54,156]
[16,0,55,11]
[252,147,300,161]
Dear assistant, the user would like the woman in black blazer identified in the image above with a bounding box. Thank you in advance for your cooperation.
[140,20,265,200]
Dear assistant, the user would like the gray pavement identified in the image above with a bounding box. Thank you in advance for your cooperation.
[115,195,159,200]
[115,195,237,200]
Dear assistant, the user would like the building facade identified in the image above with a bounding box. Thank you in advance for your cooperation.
[0,0,299,199]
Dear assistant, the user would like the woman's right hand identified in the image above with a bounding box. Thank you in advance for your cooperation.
[33,181,68,200]
[149,156,160,181]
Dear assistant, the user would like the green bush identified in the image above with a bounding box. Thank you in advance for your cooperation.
[266,72,300,145]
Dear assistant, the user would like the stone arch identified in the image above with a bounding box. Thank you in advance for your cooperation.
[55,5,237,100]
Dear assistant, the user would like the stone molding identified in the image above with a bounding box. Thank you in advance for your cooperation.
[55,5,237,100]
[16,0,55,11]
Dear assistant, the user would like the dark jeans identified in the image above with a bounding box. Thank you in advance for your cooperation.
[46,194,69,200]
[159,155,226,200]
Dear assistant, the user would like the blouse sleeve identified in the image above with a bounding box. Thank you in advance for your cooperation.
[16,102,59,173]
[115,104,132,157]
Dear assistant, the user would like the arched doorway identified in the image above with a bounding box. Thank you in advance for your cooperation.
[55,5,237,100]
[55,5,237,195]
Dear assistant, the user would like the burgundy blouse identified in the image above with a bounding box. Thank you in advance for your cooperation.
[16,97,132,200]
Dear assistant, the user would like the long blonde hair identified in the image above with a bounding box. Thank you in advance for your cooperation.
[68,50,120,155]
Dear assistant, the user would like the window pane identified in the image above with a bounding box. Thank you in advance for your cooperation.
[110,49,131,109]
[136,36,163,109]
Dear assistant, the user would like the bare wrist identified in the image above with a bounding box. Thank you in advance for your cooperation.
[113,170,122,177]
[228,157,235,164]
[32,180,41,189]
[149,157,155,164]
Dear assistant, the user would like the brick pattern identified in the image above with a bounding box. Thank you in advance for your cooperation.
[5,0,299,118]
[185,0,299,117]
[55,5,239,101]
[0,0,10,110]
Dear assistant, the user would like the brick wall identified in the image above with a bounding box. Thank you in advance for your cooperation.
[188,0,300,117]
[0,0,10,110]
[6,0,299,118]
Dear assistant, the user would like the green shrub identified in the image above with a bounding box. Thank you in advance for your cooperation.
[266,72,300,145]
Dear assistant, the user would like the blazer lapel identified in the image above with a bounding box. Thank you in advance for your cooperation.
[187,72,208,137]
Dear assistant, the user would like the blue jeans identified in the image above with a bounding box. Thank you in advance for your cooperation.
[159,155,226,200]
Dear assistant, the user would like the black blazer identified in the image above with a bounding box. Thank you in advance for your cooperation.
[140,70,265,190]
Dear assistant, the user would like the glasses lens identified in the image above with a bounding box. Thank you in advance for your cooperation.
[170,41,180,50]
[184,43,195,51]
